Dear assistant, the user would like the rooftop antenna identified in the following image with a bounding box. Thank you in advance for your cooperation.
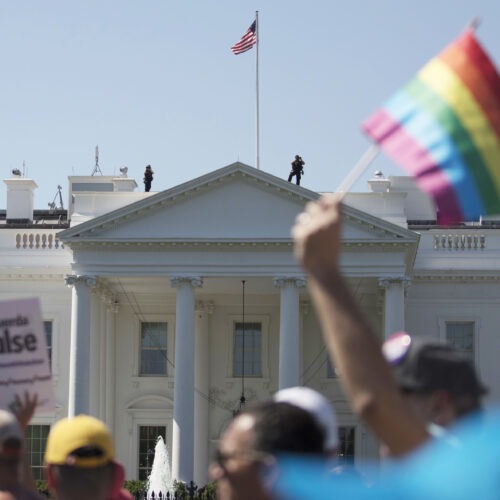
[22,160,26,177]
[91,145,103,176]
[48,185,64,211]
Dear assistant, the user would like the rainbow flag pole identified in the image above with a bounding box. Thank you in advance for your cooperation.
[361,20,500,224]
[335,144,379,195]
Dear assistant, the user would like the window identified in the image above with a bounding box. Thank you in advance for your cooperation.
[337,426,355,465]
[446,321,475,362]
[233,322,262,377]
[138,425,166,480]
[140,322,168,376]
[25,425,50,480]
[44,321,52,368]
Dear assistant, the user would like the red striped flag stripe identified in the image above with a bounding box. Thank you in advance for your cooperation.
[231,21,257,55]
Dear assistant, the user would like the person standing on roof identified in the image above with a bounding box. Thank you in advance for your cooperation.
[143,165,154,192]
[288,155,305,186]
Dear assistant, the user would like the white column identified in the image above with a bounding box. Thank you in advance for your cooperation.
[66,274,96,417]
[274,277,306,390]
[104,301,118,431]
[89,291,101,417]
[194,300,213,487]
[378,277,411,338]
[170,276,202,483]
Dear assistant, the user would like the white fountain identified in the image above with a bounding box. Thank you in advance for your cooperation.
[147,436,173,499]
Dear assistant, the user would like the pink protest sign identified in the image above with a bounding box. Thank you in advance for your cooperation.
[0,298,55,412]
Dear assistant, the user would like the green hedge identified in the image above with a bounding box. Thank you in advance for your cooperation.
[37,476,217,499]
[123,479,216,499]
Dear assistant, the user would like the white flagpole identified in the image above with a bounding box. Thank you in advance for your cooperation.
[255,10,260,170]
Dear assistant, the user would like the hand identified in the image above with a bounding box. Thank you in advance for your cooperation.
[292,194,343,280]
[10,391,39,431]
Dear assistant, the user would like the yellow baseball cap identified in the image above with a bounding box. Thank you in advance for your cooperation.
[45,415,114,468]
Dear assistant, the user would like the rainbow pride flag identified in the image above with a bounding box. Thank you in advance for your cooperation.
[362,29,500,224]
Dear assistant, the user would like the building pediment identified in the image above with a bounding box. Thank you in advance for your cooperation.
[58,163,418,253]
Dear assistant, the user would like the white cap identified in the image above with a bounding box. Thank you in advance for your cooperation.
[274,386,338,450]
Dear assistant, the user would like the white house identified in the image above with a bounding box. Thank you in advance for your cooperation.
[1,162,498,485]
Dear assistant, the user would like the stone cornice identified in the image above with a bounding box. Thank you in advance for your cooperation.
[63,239,294,248]
[413,274,500,283]
[60,239,417,250]
[343,212,419,241]
[0,273,66,281]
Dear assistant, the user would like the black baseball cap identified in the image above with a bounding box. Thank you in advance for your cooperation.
[382,332,488,397]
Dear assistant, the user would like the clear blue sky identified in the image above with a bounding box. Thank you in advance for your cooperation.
[1,1,499,209]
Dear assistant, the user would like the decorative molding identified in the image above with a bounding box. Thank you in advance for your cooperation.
[273,276,307,288]
[378,276,412,289]
[413,274,500,283]
[65,240,296,249]
[0,273,66,281]
[343,242,414,249]
[64,274,97,288]
[169,276,203,288]
[58,240,420,251]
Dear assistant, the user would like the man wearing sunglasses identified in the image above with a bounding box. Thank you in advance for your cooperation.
[292,195,487,457]
[210,400,326,500]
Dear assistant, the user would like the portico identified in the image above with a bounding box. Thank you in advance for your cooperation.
[58,163,418,483]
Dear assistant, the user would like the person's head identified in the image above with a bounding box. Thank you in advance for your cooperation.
[0,410,23,470]
[273,386,338,455]
[383,332,488,427]
[210,401,325,500]
[44,415,125,500]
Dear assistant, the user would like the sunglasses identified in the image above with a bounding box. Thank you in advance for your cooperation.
[382,331,412,366]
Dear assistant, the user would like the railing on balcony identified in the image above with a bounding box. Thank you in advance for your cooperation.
[15,233,64,249]
[433,233,485,251]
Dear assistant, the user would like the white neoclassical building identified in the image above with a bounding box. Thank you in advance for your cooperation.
[1,162,499,484]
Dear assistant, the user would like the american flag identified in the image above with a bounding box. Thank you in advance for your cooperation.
[231,20,257,55]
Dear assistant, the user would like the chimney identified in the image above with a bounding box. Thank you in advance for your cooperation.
[4,173,38,223]
[367,170,391,193]
[113,168,138,192]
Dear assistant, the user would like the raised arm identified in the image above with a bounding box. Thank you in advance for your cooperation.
[292,194,429,456]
